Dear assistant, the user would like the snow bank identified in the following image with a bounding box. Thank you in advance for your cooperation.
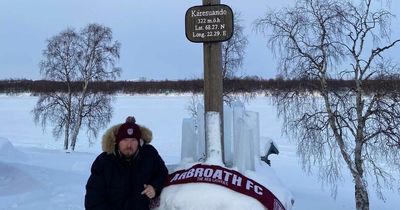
[158,109,293,210]
[0,138,40,196]
[158,161,293,210]
[158,182,266,210]
[0,161,41,196]
[248,162,294,209]
[0,137,27,161]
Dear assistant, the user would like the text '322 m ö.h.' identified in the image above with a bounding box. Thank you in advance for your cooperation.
[185,4,233,43]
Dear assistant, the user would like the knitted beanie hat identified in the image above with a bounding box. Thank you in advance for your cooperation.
[115,116,142,144]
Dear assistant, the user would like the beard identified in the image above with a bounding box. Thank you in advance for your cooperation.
[119,147,137,159]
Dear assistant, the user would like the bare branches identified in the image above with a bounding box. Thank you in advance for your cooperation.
[33,24,120,151]
[256,0,347,80]
[257,0,400,209]
[222,12,248,79]
[222,12,249,104]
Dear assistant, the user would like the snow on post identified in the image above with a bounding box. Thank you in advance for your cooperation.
[205,111,223,165]
[197,104,206,161]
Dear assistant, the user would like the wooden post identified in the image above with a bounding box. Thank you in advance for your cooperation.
[203,0,224,162]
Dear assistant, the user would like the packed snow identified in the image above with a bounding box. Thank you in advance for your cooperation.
[0,94,399,210]
[157,111,292,210]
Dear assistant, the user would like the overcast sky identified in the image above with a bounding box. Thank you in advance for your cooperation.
[1,0,399,80]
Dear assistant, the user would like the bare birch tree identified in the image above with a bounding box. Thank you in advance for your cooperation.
[34,29,79,150]
[222,12,248,79]
[69,24,121,150]
[222,12,249,104]
[256,0,400,209]
[33,24,120,151]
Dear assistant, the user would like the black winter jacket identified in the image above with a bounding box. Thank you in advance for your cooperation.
[85,144,168,210]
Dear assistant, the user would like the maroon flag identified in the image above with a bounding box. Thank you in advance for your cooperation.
[164,164,286,210]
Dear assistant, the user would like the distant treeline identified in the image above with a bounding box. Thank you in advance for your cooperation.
[1,78,400,95]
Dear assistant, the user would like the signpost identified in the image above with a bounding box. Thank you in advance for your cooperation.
[185,1,233,163]
[185,4,234,43]
[182,5,287,209]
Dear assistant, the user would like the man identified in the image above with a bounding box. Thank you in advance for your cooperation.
[85,116,168,210]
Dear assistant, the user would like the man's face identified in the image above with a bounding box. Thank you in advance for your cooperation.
[118,138,139,158]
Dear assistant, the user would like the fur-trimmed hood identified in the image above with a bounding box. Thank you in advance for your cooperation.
[101,123,153,154]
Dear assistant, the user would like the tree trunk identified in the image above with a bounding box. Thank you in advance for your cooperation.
[70,97,84,151]
[70,98,84,151]
[64,90,73,150]
[70,82,88,151]
[355,177,369,210]
[70,119,81,151]
[63,124,69,150]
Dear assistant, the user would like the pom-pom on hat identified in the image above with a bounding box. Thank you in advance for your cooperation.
[115,116,142,144]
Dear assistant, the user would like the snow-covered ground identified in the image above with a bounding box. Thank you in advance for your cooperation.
[0,94,399,210]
